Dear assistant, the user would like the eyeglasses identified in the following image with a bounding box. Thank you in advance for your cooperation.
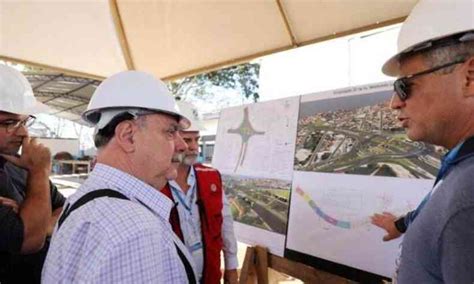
[0,115,36,133]
[394,59,466,101]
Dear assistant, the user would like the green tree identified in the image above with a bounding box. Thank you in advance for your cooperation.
[168,62,260,103]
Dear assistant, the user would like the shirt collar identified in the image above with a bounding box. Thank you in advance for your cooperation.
[187,166,196,187]
[450,136,474,164]
[444,140,464,164]
[168,166,196,194]
[85,163,174,220]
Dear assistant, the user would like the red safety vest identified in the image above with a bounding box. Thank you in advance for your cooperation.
[161,163,223,284]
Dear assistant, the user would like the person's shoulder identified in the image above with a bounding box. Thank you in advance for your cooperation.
[449,157,474,193]
[442,159,474,210]
[94,199,173,248]
[62,196,170,244]
[92,196,162,225]
[2,161,28,192]
[95,198,168,234]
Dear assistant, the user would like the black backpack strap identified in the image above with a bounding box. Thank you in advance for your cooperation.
[175,243,197,284]
[56,188,197,283]
[57,189,129,230]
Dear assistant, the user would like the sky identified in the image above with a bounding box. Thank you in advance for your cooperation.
[258,24,400,101]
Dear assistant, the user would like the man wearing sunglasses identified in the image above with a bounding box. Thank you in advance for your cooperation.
[370,0,474,283]
[0,65,65,283]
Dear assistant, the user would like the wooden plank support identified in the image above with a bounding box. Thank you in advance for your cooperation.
[255,246,269,284]
[268,253,354,283]
[239,246,257,284]
[239,245,359,284]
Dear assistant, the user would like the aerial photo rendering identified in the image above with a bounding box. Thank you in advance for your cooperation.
[294,100,444,179]
[223,175,290,234]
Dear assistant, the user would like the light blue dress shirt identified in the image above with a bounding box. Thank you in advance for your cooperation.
[169,166,238,280]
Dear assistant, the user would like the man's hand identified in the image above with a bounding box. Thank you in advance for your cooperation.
[0,197,19,213]
[1,137,51,173]
[223,269,238,284]
[371,212,402,241]
[0,138,53,253]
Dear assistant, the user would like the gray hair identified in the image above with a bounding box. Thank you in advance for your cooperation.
[422,39,474,74]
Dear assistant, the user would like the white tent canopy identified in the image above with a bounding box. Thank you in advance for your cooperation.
[1,0,417,81]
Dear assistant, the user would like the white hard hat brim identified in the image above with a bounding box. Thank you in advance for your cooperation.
[382,54,401,77]
[382,30,474,77]
[174,101,204,132]
[382,0,474,77]
[14,101,51,116]
[83,107,191,130]
[183,120,207,132]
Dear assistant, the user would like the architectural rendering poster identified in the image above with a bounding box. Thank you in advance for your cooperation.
[213,97,300,181]
[213,97,299,256]
[286,84,439,277]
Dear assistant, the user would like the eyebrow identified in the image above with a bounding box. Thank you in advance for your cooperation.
[166,122,180,130]
[0,114,21,120]
[0,118,20,123]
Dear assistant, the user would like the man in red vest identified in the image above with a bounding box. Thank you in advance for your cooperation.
[161,101,238,284]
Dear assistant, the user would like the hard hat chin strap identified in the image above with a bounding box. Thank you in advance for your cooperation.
[96,108,157,130]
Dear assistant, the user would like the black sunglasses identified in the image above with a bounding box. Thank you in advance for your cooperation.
[393,59,466,101]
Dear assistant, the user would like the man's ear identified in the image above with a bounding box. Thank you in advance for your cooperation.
[114,121,136,153]
[464,57,474,97]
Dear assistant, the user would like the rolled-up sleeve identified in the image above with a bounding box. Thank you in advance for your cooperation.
[49,181,66,210]
[0,205,24,253]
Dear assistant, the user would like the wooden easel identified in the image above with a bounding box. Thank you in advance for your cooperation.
[239,246,354,284]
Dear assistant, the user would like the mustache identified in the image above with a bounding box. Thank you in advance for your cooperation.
[172,153,184,163]
[185,151,199,157]
[171,152,199,164]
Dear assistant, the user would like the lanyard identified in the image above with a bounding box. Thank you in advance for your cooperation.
[171,185,196,214]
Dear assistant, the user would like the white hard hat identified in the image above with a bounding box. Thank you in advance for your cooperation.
[82,71,190,129]
[0,64,49,115]
[176,101,206,132]
[382,0,474,76]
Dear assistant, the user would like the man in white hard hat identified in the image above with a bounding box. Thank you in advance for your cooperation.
[370,0,474,282]
[160,101,238,284]
[42,71,198,283]
[0,64,65,283]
